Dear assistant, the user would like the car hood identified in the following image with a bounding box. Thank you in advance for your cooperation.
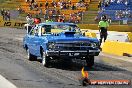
[46,35,99,43]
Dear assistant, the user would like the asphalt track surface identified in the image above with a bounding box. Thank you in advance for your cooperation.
[0,27,132,88]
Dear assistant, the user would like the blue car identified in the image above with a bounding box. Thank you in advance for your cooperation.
[23,22,100,67]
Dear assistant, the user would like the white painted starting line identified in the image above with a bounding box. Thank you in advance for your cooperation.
[0,75,17,88]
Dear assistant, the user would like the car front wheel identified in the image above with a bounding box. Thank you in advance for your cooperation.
[41,52,50,67]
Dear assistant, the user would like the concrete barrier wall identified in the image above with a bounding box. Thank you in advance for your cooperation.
[83,29,132,42]
[102,41,132,56]
[127,32,132,42]
[78,24,132,32]
[0,21,132,32]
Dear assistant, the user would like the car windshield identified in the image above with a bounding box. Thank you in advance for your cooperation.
[51,24,81,33]
[41,23,81,36]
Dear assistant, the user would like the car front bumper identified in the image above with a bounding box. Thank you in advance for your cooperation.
[46,50,100,57]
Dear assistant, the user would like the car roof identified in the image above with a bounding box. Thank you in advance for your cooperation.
[38,22,77,26]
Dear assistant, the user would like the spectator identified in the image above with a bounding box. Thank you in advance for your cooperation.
[125,1,128,6]
[7,10,10,21]
[66,3,70,9]
[94,16,99,22]
[117,0,122,4]
[76,2,81,7]
[45,1,49,9]
[63,3,67,9]
[46,17,53,22]
[17,6,23,14]
[77,16,81,23]
[98,1,102,9]
[34,2,38,8]
[26,14,34,25]
[44,9,49,20]
[29,3,33,10]
[39,8,43,15]
[40,2,43,7]
[107,16,112,23]
[57,0,61,7]
[57,17,64,22]
[1,9,5,20]
[67,0,71,5]
[85,2,89,10]
[25,0,29,3]
[80,2,85,7]
[71,4,76,10]
[51,0,57,7]
[110,0,115,3]
[34,15,41,24]
[57,10,60,15]
[104,1,109,7]
[31,0,34,4]
[4,10,8,21]
[60,2,63,9]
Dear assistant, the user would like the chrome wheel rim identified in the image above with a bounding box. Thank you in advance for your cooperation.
[27,49,30,59]
[42,52,46,65]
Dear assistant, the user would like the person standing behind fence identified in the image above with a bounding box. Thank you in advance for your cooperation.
[98,15,109,46]
[1,9,5,20]
[7,10,10,21]
[4,10,8,21]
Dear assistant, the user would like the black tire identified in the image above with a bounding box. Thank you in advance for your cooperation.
[27,49,37,61]
[86,56,94,68]
[41,51,50,67]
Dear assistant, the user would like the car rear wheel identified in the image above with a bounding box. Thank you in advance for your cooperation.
[27,49,37,61]
[86,56,94,68]
[41,52,50,67]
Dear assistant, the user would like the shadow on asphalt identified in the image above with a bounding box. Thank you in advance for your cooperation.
[47,60,84,71]
[44,60,126,72]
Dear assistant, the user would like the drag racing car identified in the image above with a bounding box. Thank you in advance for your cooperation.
[23,22,100,67]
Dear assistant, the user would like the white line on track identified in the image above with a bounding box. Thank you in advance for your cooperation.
[0,75,17,88]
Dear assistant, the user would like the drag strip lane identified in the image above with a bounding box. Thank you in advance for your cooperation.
[0,28,132,88]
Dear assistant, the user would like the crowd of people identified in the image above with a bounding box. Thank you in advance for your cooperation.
[22,0,88,23]
[115,9,132,19]
[98,0,129,9]
[96,0,132,23]
[25,0,88,11]
[0,9,10,21]
[43,8,83,23]
[69,11,83,23]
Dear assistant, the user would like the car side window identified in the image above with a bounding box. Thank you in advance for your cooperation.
[42,25,51,34]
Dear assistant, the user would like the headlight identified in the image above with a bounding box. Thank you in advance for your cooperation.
[90,43,98,48]
[48,42,55,49]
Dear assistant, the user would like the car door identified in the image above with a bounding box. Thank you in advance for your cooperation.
[32,35,42,56]
[31,26,42,56]
[27,27,37,55]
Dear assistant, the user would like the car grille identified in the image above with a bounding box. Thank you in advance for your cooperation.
[52,42,92,50]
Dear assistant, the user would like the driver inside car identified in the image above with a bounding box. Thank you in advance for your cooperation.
[41,27,46,35]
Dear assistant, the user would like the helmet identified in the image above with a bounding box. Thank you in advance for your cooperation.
[101,15,107,21]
